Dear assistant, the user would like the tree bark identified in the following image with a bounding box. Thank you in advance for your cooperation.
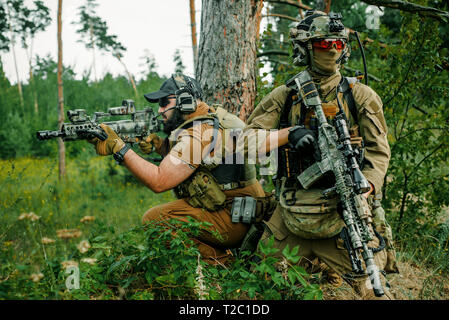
[57,0,66,180]
[196,0,263,121]
[189,0,198,70]
[324,0,332,13]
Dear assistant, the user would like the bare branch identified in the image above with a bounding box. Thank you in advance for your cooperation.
[342,65,382,82]
[361,0,449,22]
[259,58,291,66]
[264,0,312,11]
[262,13,300,22]
[257,50,289,58]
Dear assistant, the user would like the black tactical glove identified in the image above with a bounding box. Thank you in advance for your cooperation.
[288,125,316,150]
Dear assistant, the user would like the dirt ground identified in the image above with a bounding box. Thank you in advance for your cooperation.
[321,258,449,300]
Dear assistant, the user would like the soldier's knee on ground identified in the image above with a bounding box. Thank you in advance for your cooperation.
[142,206,164,224]
[302,257,343,287]
[346,274,394,300]
[256,227,286,260]
[142,204,176,225]
[194,239,234,266]
[142,209,154,225]
[318,262,343,288]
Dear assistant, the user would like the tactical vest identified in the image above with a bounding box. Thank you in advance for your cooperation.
[171,105,257,211]
[277,76,363,185]
[276,76,364,239]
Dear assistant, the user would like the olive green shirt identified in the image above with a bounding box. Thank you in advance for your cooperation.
[244,71,390,194]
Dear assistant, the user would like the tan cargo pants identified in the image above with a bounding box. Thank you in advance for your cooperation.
[142,183,265,265]
[259,205,394,300]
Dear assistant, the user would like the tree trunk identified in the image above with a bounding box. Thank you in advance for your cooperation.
[89,21,97,82]
[5,4,24,108]
[25,39,39,114]
[115,53,138,99]
[196,0,263,121]
[189,0,198,69]
[324,0,332,13]
[57,0,66,180]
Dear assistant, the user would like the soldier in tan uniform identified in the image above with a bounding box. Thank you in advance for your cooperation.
[244,11,397,299]
[88,74,265,265]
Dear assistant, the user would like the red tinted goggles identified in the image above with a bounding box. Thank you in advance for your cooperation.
[312,39,346,51]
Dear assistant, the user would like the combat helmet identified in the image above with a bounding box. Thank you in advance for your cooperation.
[289,11,350,67]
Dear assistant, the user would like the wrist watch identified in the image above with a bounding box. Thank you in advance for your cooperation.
[113,144,131,164]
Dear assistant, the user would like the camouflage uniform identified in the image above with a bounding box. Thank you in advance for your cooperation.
[245,11,397,299]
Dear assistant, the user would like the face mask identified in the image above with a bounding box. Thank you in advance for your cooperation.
[312,47,342,75]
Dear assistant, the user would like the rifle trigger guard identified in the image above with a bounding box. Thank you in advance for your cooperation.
[90,129,108,141]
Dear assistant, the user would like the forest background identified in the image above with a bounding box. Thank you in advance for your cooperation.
[1,0,449,300]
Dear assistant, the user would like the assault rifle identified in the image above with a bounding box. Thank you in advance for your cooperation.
[286,71,385,297]
[37,99,161,144]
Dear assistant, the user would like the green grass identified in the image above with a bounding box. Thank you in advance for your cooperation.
[0,155,172,298]
[0,155,173,234]
[0,155,317,300]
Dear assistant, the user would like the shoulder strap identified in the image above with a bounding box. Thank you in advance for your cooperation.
[206,115,220,156]
[177,114,216,130]
[280,89,297,128]
[173,113,220,156]
[339,77,358,124]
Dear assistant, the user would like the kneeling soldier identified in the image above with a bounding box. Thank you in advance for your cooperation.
[88,74,265,264]
[244,11,397,299]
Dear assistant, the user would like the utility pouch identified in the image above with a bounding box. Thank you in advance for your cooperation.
[174,168,226,212]
[231,196,257,224]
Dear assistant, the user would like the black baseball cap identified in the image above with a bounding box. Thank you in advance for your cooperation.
[144,74,203,103]
[143,77,179,103]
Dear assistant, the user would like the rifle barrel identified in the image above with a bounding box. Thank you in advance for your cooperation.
[36,130,65,140]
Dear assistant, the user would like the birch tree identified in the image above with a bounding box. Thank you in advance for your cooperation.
[73,0,138,97]
[17,0,51,114]
[72,0,101,82]
[4,0,25,108]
